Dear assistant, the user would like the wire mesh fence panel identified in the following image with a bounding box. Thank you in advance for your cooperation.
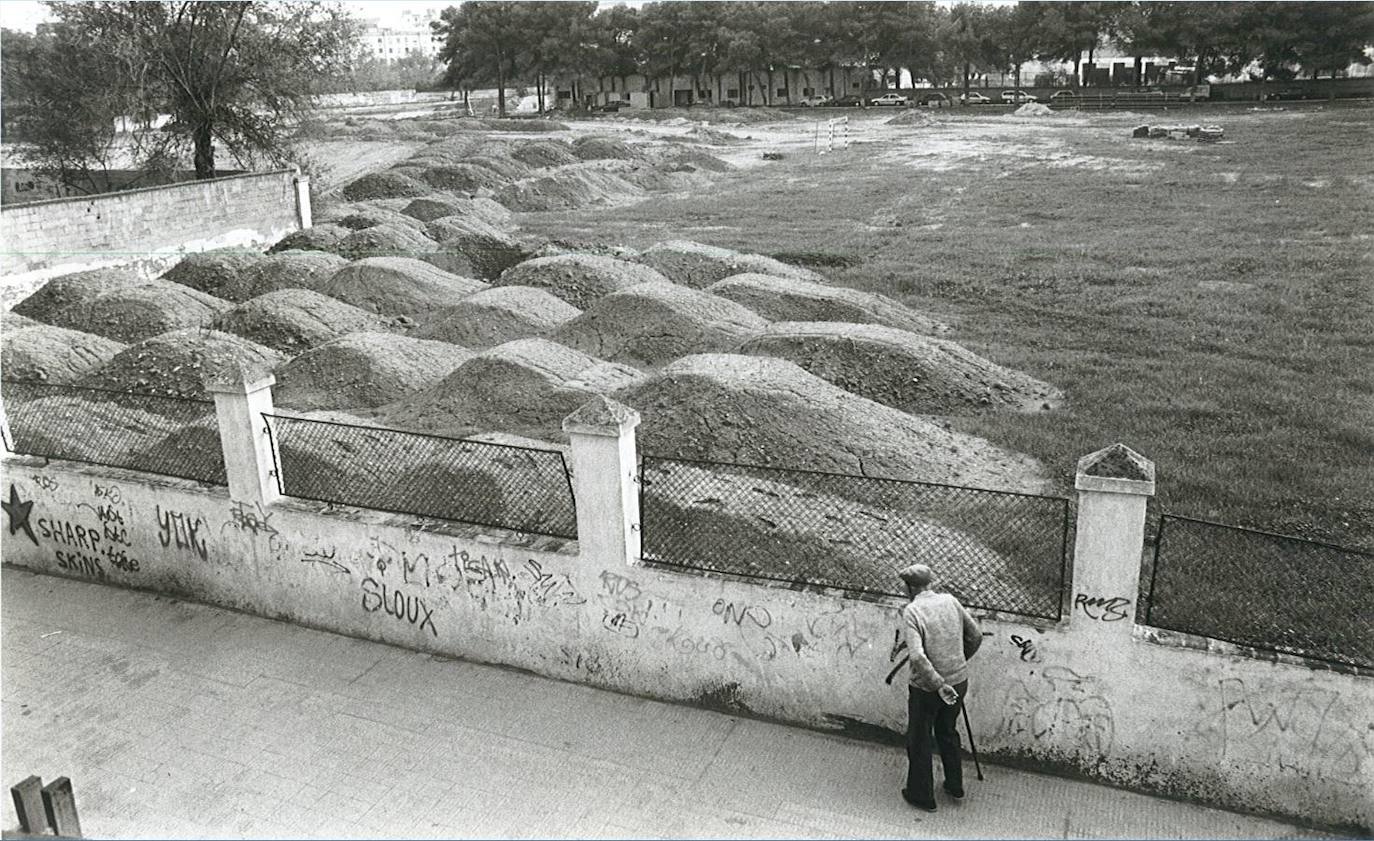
[1144,515,1374,669]
[264,414,576,539]
[1,379,226,485]
[640,456,1070,621]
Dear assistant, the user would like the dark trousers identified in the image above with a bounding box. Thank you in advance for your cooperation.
[905,681,967,803]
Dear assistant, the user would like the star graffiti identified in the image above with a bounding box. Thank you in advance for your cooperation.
[2,483,38,547]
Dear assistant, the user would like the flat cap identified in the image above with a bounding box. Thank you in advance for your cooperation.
[898,564,934,589]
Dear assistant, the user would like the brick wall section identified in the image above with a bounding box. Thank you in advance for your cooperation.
[0,169,303,278]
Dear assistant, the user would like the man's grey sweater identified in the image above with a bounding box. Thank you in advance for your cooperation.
[902,590,983,691]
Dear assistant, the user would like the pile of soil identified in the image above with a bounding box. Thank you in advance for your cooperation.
[738,322,1062,415]
[12,268,143,324]
[886,110,937,126]
[660,148,735,173]
[318,257,488,317]
[463,154,535,181]
[608,161,703,193]
[635,240,821,288]
[1012,102,1055,117]
[269,224,350,255]
[7,392,211,471]
[212,289,398,355]
[495,168,644,212]
[1,324,126,384]
[685,126,743,145]
[424,226,533,280]
[419,163,512,193]
[572,136,640,161]
[160,249,269,297]
[499,119,570,133]
[552,282,767,368]
[615,353,1048,494]
[642,459,1037,605]
[402,196,507,225]
[76,328,284,400]
[381,338,639,440]
[217,252,349,303]
[332,205,429,233]
[132,415,227,483]
[273,332,474,411]
[49,279,230,344]
[2,312,39,330]
[425,213,512,242]
[497,254,668,309]
[510,139,579,168]
[334,224,437,261]
[341,170,432,201]
[415,286,581,349]
[707,273,945,335]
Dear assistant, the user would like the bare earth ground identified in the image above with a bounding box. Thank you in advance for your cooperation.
[492,103,1371,549]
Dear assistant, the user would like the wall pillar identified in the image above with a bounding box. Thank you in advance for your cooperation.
[205,366,280,507]
[562,396,641,566]
[0,395,13,454]
[292,172,312,230]
[1069,443,1155,656]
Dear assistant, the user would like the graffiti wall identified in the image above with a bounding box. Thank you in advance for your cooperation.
[1,461,1369,832]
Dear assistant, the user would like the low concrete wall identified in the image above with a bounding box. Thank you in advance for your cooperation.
[1,449,1368,832]
[0,169,307,298]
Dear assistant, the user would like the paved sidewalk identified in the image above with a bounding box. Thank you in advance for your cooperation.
[1,567,1329,840]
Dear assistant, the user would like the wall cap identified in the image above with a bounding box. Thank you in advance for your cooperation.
[562,395,640,437]
[203,363,276,395]
[1075,443,1154,495]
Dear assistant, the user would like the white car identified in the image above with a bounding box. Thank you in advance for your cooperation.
[959,92,992,105]
[869,93,910,107]
[800,95,834,107]
[1001,90,1038,104]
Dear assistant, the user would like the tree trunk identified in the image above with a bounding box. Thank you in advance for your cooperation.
[766,67,774,105]
[537,73,545,112]
[1073,53,1081,88]
[193,121,214,179]
[1134,56,1143,88]
[1014,63,1022,92]
[963,62,971,97]
[496,52,507,117]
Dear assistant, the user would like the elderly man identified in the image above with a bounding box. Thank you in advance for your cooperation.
[898,563,983,811]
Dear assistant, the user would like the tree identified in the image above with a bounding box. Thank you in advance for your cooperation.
[434,1,523,116]
[44,1,357,180]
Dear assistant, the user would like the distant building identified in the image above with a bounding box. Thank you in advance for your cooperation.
[359,9,441,64]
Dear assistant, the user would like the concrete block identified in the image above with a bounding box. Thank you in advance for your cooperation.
[11,775,47,834]
[41,777,80,837]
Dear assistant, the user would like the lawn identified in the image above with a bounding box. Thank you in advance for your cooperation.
[523,103,1374,551]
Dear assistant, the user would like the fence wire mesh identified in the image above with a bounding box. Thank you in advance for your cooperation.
[1,379,226,485]
[640,456,1070,620]
[1144,515,1374,669]
[264,414,576,539]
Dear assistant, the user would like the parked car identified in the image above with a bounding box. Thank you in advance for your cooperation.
[959,91,992,105]
[830,94,864,107]
[869,92,911,107]
[1179,84,1211,102]
[917,92,952,107]
[1049,90,1079,103]
[589,101,625,113]
[1001,89,1038,104]
[800,94,834,107]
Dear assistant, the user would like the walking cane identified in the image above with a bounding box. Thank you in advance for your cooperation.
[960,702,985,781]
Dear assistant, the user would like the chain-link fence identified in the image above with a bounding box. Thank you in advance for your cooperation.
[264,414,576,539]
[1143,515,1374,669]
[1,379,227,485]
[640,455,1070,621]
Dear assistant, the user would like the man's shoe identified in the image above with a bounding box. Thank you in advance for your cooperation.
[943,783,965,799]
[901,789,938,812]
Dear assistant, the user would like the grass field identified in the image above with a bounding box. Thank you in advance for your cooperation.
[522,103,1374,551]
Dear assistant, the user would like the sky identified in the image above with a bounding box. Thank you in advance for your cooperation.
[0,0,460,32]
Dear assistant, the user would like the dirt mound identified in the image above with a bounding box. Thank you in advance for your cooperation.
[685,126,743,145]
[708,273,945,334]
[425,213,511,241]
[76,328,284,400]
[553,282,766,368]
[341,170,432,201]
[273,332,474,411]
[332,205,428,233]
[401,196,511,226]
[495,168,644,212]
[510,139,579,168]
[1,324,126,384]
[642,459,1043,607]
[46,279,230,344]
[497,254,668,309]
[212,289,398,355]
[415,286,580,349]
[616,353,1047,494]
[498,119,569,133]
[217,251,349,303]
[2,312,40,330]
[464,154,534,181]
[1012,102,1055,117]
[572,135,640,161]
[12,268,144,325]
[886,110,937,126]
[635,240,818,288]
[738,322,1062,414]
[318,257,488,317]
[334,223,437,261]
[268,224,351,255]
[424,225,532,280]
[380,338,639,440]
[419,163,512,193]
[660,148,735,173]
[160,248,269,297]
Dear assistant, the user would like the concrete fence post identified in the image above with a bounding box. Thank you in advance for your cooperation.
[0,395,13,454]
[292,173,312,230]
[205,365,281,508]
[1069,443,1155,652]
[562,395,641,565]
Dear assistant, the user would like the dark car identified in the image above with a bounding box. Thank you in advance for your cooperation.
[830,95,864,107]
[589,101,625,113]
